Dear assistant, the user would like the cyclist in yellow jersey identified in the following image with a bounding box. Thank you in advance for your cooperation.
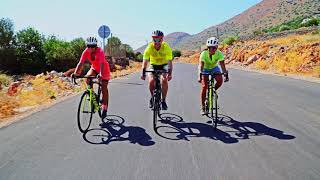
[198,37,229,115]
[141,30,173,110]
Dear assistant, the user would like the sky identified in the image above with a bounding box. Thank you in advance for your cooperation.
[0,0,262,49]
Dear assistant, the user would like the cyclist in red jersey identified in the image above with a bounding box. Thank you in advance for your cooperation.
[73,37,110,119]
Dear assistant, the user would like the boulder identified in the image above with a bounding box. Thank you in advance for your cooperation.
[7,82,21,96]
[245,54,259,65]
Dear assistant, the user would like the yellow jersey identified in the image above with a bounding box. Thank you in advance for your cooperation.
[143,42,173,65]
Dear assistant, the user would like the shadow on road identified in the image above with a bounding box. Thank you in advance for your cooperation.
[218,114,296,140]
[109,81,144,86]
[83,115,155,146]
[155,113,295,143]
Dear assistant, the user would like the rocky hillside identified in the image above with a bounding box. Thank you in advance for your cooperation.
[135,0,319,51]
[175,0,319,50]
[178,31,320,78]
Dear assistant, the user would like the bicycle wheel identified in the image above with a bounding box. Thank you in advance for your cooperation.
[94,92,102,118]
[153,93,160,131]
[77,91,93,133]
[213,91,218,129]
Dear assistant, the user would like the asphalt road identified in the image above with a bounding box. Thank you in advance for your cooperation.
[0,63,320,180]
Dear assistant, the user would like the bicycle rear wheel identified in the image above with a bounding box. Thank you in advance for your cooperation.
[77,92,93,133]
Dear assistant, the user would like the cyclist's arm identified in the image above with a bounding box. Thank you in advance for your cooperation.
[198,60,204,75]
[168,60,173,75]
[99,51,105,76]
[141,59,149,71]
[219,61,227,73]
[74,62,84,76]
[142,45,150,74]
[75,50,87,75]
[218,51,227,74]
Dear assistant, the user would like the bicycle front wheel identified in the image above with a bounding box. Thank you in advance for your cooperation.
[153,94,160,131]
[213,91,218,129]
[77,92,93,133]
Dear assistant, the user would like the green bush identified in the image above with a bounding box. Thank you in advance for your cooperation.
[279,25,291,32]
[222,36,239,45]
[137,54,143,60]
[300,18,319,27]
[43,36,78,72]
[263,16,307,33]
[172,50,181,57]
[253,29,263,35]
[0,73,12,87]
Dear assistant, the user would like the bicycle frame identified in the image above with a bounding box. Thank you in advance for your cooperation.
[200,72,226,128]
[73,76,102,114]
[144,69,168,131]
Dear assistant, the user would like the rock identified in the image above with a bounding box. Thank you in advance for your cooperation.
[36,73,44,78]
[11,75,23,81]
[14,106,36,113]
[50,70,58,75]
[7,82,21,96]
[245,55,259,65]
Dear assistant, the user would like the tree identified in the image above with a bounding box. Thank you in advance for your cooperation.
[0,18,18,74]
[70,38,85,60]
[106,36,122,57]
[0,18,15,48]
[122,44,134,59]
[172,50,181,57]
[16,27,46,74]
[43,36,77,72]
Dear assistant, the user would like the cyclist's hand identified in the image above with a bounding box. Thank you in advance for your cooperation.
[71,73,78,84]
[141,69,146,80]
[197,74,202,83]
[96,74,102,79]
[71,73,77,79]
[224,71,229,82]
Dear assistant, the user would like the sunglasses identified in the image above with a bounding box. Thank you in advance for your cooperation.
[153,38,162,43]
[87,45,97,48]
[208,46,218,50]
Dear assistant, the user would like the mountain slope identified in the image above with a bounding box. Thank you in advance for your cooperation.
[175,0,320,50]
[136,0,319,51]
[134,32,190,53]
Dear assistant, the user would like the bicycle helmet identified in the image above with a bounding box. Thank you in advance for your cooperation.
[206,37,219,47]
[152,30,164,37]
[86,36,98,47]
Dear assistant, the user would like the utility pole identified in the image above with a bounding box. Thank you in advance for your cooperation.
[216,27,220,39]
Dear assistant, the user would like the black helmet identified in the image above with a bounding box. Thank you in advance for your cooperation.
[152,30,164,37]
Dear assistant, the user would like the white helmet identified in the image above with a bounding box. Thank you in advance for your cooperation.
[206,37,219,47]
[86,36,98,47]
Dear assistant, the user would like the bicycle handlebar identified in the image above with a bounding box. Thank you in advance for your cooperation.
[144,70,168,73]
[71,75,99,85]
[200,72,228,76]
[200,72,229,82]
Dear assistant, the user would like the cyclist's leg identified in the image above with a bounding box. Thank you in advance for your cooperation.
[101,65,110,118]
[86,68,97,87]
[161,64,169,102]
[201,75,209,108]
[213,66,223,90]
[148,65,156,96]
